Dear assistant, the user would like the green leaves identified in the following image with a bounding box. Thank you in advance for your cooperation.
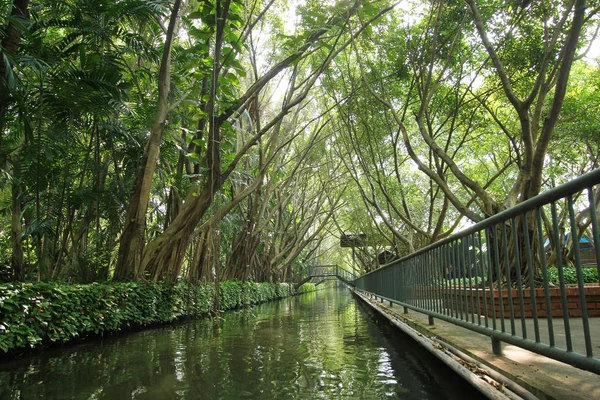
[185,152,204,164]
[0,280,296,354]
[547,267,599,285]
[296,282,317,294]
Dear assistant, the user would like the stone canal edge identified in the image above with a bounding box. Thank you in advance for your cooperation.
[352,290,600,400]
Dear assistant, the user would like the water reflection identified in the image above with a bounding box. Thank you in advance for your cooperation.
[0,289,483,399]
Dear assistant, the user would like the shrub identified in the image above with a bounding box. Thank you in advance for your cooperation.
[0,279,299,354]
[546,267,599,284]
[296,282,317,293]
[440,277,483,287]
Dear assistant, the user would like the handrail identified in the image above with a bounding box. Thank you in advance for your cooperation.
[354,168,600,375]
[295,265,357,288]
[361,168,600,278]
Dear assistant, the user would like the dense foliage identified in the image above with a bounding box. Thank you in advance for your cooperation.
[0,280,317,353]
[0,0,377,284]
[547,267,600,285]
[0,0,598,286]
[322,0,600,279]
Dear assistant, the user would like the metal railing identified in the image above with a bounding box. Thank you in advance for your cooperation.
[295,265,357,288]
[354,168,600,375]
[334,265,358,283]
[309,264,338,277]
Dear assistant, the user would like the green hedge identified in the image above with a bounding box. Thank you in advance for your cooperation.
[296,282,317,293]
[0,280,304,354]
[547,267,599,284]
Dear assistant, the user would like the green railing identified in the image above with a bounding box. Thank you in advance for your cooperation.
[334,265,358,283]
[354,168,600,375]
[295,265,357,289]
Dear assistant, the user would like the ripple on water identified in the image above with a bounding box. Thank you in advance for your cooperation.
[0,289,486,400]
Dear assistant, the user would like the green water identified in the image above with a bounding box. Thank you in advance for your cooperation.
[0,288,484,399]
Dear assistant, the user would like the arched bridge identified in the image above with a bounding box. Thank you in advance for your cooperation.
[294,264,357,289]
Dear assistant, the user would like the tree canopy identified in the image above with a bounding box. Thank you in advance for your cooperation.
[0,0,598,284]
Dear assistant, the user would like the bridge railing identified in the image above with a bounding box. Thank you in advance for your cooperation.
[336,265,357,282]
[309,265,338,277]
[297,265,357,286]
[354,168,600,375]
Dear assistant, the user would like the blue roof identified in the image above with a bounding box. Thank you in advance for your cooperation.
[544,233,593,248]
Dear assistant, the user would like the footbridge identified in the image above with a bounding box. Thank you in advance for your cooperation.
[294,264,357,289]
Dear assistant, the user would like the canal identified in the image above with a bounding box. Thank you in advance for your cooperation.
[0,288,485,399]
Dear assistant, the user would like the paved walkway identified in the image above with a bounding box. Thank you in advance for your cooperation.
[356,293,600,400]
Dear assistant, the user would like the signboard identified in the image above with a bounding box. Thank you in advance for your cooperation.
[340,233,367,248]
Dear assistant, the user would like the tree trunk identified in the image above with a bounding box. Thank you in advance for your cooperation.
[488,210,543,288]
[139,181,216,281]
[10,156,24,281]
[165,152,184,229]
[114,0,181,280]
[224,190,262,280]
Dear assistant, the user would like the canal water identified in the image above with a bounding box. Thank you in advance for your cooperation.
[0,288,484,399]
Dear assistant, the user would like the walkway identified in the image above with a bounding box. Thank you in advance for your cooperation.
[355,291,600,400]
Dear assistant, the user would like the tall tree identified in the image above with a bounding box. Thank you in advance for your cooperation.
[114,0,182,279]
[327,0,599,282]
[130,0,394,281]
[0,0,30,281]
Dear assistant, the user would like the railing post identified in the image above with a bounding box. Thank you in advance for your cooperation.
[403,306,408,314]
[491,338,502,355]
[428,315,434,326]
